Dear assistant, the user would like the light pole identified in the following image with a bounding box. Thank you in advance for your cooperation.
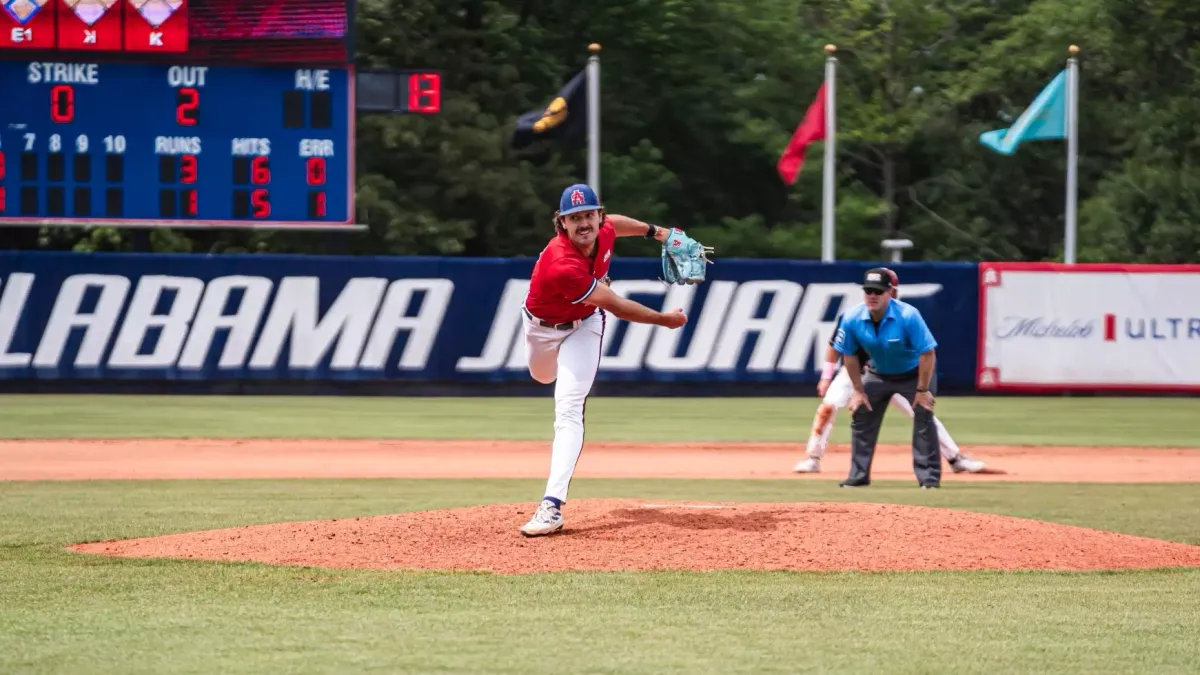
[881,238,913,263]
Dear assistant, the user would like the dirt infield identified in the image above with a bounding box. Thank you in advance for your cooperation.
[12,438,1200,574]
[6,438,1200,482]
[70,499,1200,574]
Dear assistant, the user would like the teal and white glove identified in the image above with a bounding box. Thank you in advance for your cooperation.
[661,228,715,285]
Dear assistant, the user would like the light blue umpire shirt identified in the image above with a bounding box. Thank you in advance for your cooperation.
[832,299,938,376]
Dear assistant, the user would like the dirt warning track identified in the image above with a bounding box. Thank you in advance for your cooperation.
[4,439,1200,483]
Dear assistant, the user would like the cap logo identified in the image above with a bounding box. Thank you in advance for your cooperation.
[570,189,586,206]
[867,273,881,282]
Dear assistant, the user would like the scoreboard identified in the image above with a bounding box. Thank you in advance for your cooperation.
[0,0,442,230]
[1,60,355,226]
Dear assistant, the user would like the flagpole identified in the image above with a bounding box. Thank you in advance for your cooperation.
[822,44,837,263]
[587,43,602,197]
[1064,45,1079,264]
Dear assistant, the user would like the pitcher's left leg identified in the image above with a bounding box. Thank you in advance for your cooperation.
[521,312,604,537]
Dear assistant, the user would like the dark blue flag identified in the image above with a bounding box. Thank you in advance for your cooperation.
[510,69,589,149]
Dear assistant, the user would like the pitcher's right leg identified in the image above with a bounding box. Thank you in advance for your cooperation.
[522,311,605,537]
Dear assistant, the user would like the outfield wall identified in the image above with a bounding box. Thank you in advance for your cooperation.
[0,252,1192,395]
[976,262,1200,393]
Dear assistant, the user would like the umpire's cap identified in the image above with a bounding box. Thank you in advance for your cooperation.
[559,184,602,215]
[862,267,896,291]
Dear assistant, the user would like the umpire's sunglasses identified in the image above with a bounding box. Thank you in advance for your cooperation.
[862,287,887,295]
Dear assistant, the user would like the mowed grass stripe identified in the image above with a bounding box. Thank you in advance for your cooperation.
[0,394,1198,447]
[3,562,1197,675]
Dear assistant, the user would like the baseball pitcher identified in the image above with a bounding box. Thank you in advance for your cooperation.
[518,183,713,536]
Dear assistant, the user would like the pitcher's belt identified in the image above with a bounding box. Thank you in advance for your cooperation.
[523,306,592,331]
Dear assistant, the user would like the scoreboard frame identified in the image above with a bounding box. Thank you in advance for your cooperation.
[0,60,361,231]
[0,1,436,232]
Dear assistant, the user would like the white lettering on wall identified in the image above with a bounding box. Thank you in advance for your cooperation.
[178,276,274,369]
[0,273,35,367]
[249,277,389,370]
[108,276,206,368]
[33,274,130,367]
[359,279,455,370]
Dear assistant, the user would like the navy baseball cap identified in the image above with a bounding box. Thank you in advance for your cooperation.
[862,267,895,291]
[558,183,602,215]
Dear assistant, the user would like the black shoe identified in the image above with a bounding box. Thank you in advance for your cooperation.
[839,478,870,488]
[920,484,940,490]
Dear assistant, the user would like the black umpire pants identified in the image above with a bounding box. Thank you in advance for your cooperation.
[845,368,941,487]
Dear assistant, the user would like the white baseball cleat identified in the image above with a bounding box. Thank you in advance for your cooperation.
[950,455,987,473]
[520,499,564,537]
[793,457,822,473]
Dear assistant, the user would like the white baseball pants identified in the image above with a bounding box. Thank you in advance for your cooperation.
[806,366,961,461]
[523,307,605,504]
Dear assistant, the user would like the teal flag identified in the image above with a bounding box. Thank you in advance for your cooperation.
[979,70,1068,155]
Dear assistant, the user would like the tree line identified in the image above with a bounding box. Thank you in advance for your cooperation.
[12,0,1200,263]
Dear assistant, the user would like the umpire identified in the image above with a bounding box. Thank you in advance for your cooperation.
[833,268,941,488]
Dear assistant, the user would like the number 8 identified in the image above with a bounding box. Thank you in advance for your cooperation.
[49,134,62,152]
[76,135,88,153]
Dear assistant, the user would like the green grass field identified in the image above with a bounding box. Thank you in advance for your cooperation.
[1,394,1198,446]
[3,395,1200,674]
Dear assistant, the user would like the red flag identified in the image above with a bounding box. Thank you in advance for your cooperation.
[777,83,827,184]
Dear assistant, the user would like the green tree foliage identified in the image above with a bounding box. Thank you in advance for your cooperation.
[14,0,1199,263]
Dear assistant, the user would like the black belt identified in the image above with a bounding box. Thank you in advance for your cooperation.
[523,307,586,331]
[867,366,920,381]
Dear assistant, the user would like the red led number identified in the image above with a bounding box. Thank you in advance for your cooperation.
[305,157,326,186]
[180,154,197,184]
[251,156,270,184]
[0,187,6,214]
[51,85,75,123]
[176,88,199,126]
[0,151,5,181]
[314,192,326,217]
[408,72,441,113]
[185,189,198,216]
[251,189,270,218]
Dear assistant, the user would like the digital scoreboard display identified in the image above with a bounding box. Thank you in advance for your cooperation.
[0,1,444,230]
[0,60,355,226]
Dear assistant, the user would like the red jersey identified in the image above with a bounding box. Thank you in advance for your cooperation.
[524,217,616,324]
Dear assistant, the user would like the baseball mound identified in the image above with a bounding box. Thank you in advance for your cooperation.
[69,499,1200,574]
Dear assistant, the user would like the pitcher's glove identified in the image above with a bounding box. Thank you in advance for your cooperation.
[661,228,715,285]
